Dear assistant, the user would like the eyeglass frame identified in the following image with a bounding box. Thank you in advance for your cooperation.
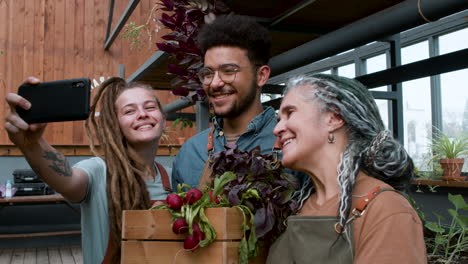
[197,63,261,86]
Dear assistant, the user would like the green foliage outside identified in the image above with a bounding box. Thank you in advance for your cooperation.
[172,118,194,131]
[423,194,468,263]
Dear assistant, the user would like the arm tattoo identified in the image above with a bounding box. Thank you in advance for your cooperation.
[43,151,73,177]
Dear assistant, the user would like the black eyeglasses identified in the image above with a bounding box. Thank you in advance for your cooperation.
[197,64,243,85]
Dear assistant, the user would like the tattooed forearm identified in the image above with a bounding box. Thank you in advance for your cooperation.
[43,151,72,177]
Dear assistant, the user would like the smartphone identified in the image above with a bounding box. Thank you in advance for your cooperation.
[17,78,91,123]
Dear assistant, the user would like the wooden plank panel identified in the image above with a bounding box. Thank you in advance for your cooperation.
[60,0,77,145]
[51,0,66,144]
[0,144,180,156]
[42,0,55,144]
[11,0,25,86]
[83,0,96,147]
[36,247,49,264]
[33,0,45,80]
[122,208,244,240]
[23,248,37,264]
[47,247,62,264]
[23,0,35,79]
[121,1,141,77]
[3,0,19,145]
[72,0,87,145]
[121,240,241,264]
[93,0,109,78]
[0,0,197,146]
[83,0,94,80]
[11,247,25,264]
[71,245,83,264]
[0,248,13,263]
[59,246,75,264]
[0,0,9,144]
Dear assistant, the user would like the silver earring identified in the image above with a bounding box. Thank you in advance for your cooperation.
[328,132,335,143]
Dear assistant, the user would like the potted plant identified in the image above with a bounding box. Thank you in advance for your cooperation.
[172,117,194,144]
[428,129,468,181]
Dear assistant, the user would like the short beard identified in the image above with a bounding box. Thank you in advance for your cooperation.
[214,78,259,119]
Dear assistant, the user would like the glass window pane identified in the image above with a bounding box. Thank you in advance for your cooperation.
[439,28,468,55]
[366,53,386,74]
[337,64,355,78]
[370,86,387,92]
[440,29,468,172]
[440,69,468,141]
[366,54,388,91]
[375,99,389,129]
[402,41,429,65]
[402,77,431,170]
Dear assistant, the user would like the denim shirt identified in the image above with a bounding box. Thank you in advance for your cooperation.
[171,106,280,190]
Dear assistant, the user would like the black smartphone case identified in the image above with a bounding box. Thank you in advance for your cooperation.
[17,78,91,123]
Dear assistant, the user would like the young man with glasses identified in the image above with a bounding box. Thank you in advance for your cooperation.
[171,14,301,189]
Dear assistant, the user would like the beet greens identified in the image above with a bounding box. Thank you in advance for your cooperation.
[209,144,300,254]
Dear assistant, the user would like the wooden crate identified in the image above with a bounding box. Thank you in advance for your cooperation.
[121,207,266,264]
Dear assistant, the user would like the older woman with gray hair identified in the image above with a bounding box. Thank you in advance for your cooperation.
[268,74,426,263]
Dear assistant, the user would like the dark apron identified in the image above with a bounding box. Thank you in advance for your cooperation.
[267,186,396,264]
[267,216,354,264]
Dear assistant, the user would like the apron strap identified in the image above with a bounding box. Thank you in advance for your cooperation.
[335,186,396,233]
[156,162,172,192]
[349,186,397,222]
[101,236,114,264]
[198,128,215,189]
[206,127,215,152]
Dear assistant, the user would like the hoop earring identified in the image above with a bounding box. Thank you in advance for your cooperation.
[328,132,335,143]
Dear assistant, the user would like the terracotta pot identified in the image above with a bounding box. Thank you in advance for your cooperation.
[177,137,186,145]
[439,158,466,181]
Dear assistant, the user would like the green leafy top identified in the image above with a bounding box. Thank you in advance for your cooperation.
[209,144,300,242]
[430,129,468,160]
[172,117,194,131]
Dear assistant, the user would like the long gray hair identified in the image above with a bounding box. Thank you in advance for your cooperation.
[288,74,414,232]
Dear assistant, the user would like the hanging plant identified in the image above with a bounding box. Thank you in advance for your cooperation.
[156,0,230,97]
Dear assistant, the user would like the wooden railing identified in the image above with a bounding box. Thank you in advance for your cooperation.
[0,144,181,157]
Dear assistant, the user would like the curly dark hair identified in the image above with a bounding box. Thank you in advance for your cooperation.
[197,14,271,65]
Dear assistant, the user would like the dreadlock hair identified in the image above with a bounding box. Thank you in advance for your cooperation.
[197,13,271,66]
[285,74,414,234]
[85,77,165,262]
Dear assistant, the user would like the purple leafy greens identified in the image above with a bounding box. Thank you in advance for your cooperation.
[209,144,300,245]
[156,0,230,97]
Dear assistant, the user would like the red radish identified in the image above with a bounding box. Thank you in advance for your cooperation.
[183,234,200,251]
[166,193,184,210]
[209,190,220,204]
[172,218,188,235]
[186,188,203,205]
[192,222,205,241]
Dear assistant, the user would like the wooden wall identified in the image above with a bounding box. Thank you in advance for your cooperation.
[0,0,195,151]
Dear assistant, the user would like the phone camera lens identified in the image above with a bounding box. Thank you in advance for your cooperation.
[73,82,84,88]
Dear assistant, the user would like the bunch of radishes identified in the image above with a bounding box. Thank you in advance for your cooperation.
[159,185,224,251]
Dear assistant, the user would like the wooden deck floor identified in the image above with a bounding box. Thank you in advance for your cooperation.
[0,245,82,264]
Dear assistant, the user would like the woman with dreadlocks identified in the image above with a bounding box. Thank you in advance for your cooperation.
[268,74,426,263]
[5,76,171,263]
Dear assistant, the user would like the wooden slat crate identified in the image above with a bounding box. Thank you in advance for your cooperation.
[121,207,266,264]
